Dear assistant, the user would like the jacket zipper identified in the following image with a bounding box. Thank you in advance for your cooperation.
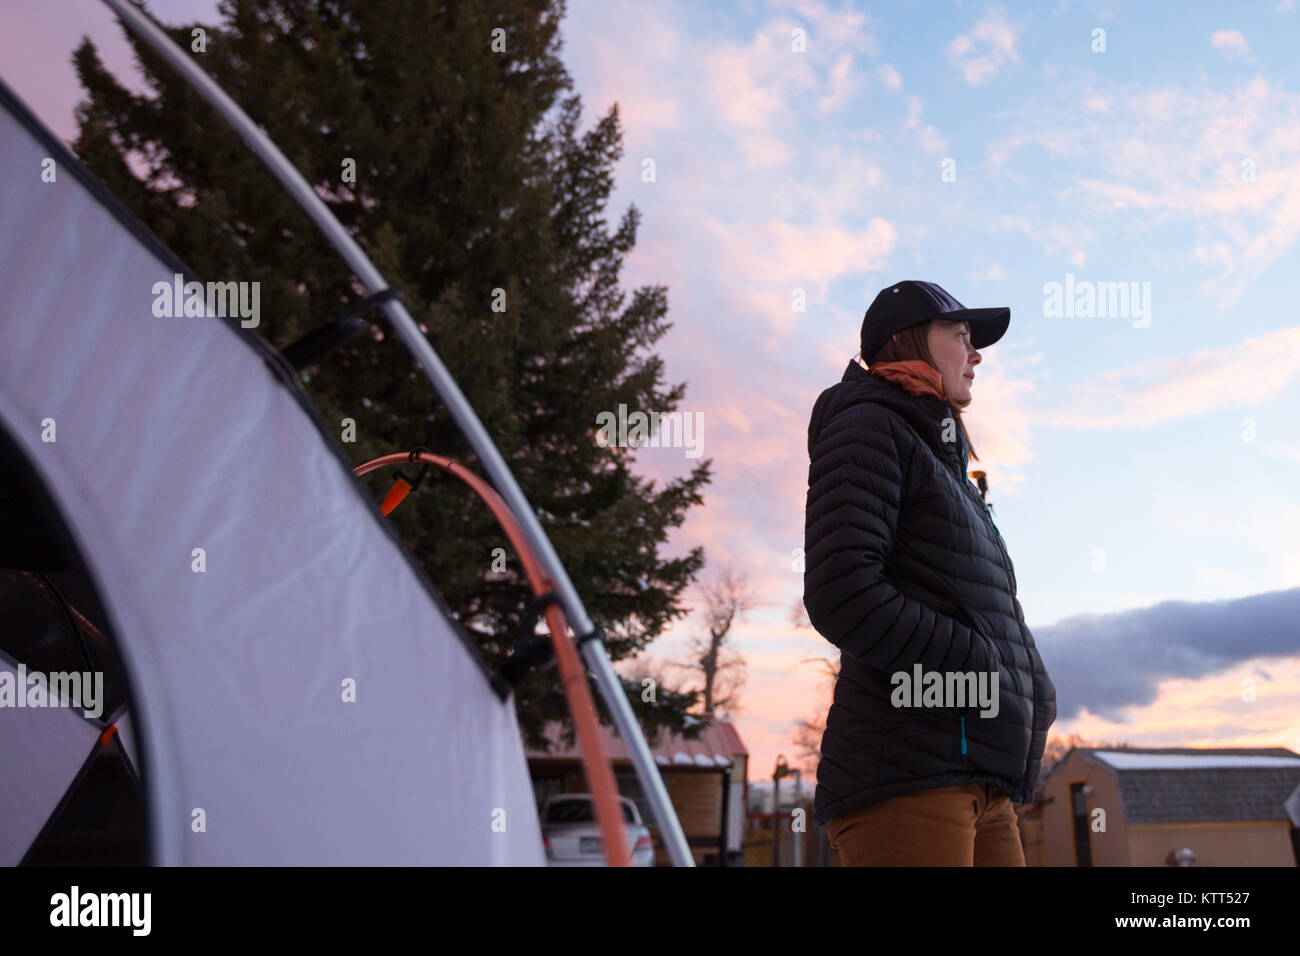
[929,420,1023,760]
[957,472,1017,596]
[953,601,992,760]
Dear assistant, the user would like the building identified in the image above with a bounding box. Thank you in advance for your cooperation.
[526,715,749,865]
[1022,746,1300,866]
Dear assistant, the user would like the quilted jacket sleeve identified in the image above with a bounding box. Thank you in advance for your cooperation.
[803,402,1000,676]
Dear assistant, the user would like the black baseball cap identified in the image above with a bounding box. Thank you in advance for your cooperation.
[859,280,1010,365]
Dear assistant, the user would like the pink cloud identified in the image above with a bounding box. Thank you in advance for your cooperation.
[1038,326,1300,429]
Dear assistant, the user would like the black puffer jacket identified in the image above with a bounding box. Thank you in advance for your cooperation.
[804,358,1056,826]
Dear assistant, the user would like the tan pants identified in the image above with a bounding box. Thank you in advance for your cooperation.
[825,783,1025,866]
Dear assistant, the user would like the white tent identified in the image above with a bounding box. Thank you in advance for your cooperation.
[0,78,546,865]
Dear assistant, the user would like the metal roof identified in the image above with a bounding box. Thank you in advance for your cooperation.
[1093,751,1300,770]
[526,716,748,769]
[1065,747,1300,825]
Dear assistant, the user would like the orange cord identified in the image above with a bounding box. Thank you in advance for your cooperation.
[354,452,633,867]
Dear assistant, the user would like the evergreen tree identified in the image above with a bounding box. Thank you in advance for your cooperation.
[72,0,711,747]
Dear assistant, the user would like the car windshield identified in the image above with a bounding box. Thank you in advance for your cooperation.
[544,799,637,824]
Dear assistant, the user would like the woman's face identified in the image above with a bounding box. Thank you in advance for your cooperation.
[926,318,980,403]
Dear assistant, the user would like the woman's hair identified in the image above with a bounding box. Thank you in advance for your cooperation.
[870,320,979,463]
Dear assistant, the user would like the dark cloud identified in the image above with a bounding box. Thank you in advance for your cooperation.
[1033,587,1300,721]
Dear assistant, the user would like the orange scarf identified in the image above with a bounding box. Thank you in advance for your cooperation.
[864,358,946,400]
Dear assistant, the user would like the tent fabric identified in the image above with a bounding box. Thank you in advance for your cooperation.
[112,707,139,775]
[0,650,101,866]
[0,80,544,865]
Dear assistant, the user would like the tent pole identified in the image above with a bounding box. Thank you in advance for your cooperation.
[100,0,695,867]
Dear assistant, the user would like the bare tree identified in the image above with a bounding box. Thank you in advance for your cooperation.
[668,565,754,715]
[791,654,838,773]
[789,590,836,772]
[790,595,811,630]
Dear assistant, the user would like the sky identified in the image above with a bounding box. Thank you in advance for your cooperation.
[3,0,1299,786]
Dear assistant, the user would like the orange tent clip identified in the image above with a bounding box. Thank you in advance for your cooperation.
[379,477,411,516]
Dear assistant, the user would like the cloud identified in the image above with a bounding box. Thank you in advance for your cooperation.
[1059,660,1300,752]
[702,7,877,168]
[707,42,798,129]
[583,34,680,148]
[1036,587,1300,722]
[1210,30,1251,60]
[1037,326,1300,429]
[711,218,898,293]
[816,53,855,115]
[701,27,813,168]
[960,351,1038,498]
[783,144,886,223]
[904,95,948,156]
[946,4,1021,85]
[965,262,1006,281]
[711,215,898,339]
[989,214,1093,267]
[986,76,1300,306]
[781,0,877,56]
[877,63,903,90]
[1158,493,1300,592]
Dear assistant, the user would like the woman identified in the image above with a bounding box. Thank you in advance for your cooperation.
[802,280,1056,866]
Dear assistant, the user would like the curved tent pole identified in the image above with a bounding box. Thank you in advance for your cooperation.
[100,0,695,866]
[355,451,632,866]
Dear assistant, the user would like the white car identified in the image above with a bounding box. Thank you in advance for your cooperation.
[539,794,656,866]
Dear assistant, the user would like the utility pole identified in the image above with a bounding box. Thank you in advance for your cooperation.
[772,755,793,866]
[791,769,803,867]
